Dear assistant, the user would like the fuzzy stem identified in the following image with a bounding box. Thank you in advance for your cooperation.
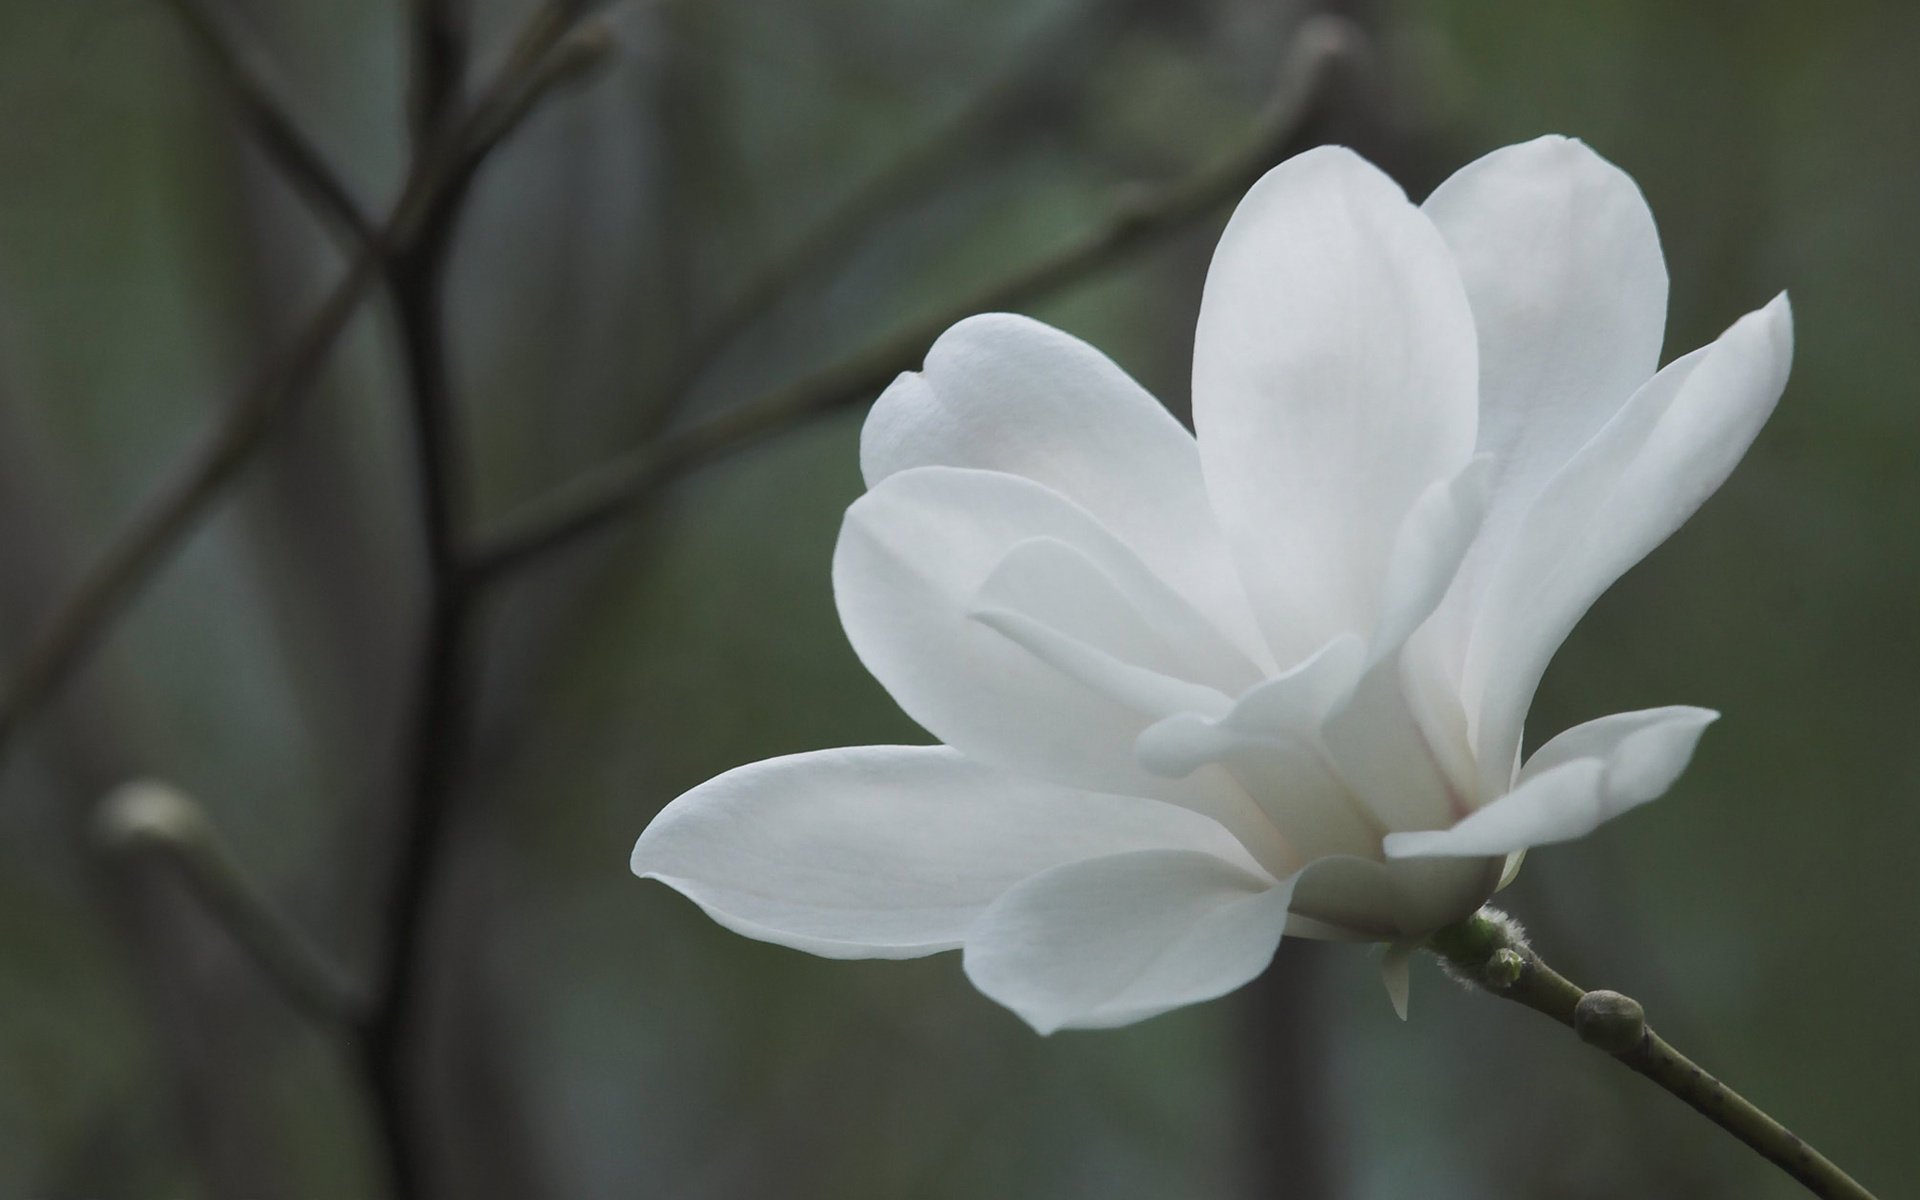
[1429,909,1879,1200]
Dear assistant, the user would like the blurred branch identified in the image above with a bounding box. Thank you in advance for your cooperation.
[356,2,475,1196]
[407,0,471,147]
[0,387,286,1199]
[158,0,378,245]
[0,2,610,764]
[645,0,1133,427]
[359,6,612,1199]
[466,15,1363,581]
[96,782,364,1030]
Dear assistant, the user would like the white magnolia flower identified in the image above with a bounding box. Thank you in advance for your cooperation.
[632,136,1793,1033]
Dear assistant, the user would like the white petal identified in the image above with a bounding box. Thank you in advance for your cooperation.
[834,466,1294,869]
[862,314,1270,665]
[962,848,1292,1033]
[1382,705,1717,858]
[1136,634,1367,778]
[1288,852,1501,939]
[1370,456,1493,667]
[1319,459,1493,836]
[975,536,1261,695]
[836,467,1196,790]
[631,745,1263,959]
[1136,636,1380,862]
[1320,665,1473,837]
[1380,940,1417,1021]
[1192,146,1479,661]
[1424,136,1668,548]
[1464,296,1792,787]
[1521,705,1720,794]
[970,607,1233,721]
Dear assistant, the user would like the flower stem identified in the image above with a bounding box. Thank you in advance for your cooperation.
[1428,909,1879,1200]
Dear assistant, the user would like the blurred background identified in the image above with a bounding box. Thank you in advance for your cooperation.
[0,0,1914,1196]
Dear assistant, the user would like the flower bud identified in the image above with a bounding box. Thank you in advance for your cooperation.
[1574,989,1647,1054]
[94,780,209,853]
[1485,947,1524,988]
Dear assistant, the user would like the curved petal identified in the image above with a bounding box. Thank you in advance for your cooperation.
[975,536,1261,695]
[861,314,1270,666]
[834,466,1293,869]
[970,608,1233,721]
[1382,704,1716,858]
[1380,940,1417,1021]
[962,848,1292,1033]
[1521,704,1719,793]
[835,466,1193,789]
[1136,634,1367,778]
[1288,853,1501,939]
[631,745,1263,959]
[1324,458,1493,835]
[1424,136,1668,551]
[1464,295,1793,788]
[1192,146,1479,662]
[1136,636,1378,863]
[1370,456,1492,667]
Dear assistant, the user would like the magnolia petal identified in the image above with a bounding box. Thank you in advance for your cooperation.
[631,745,1263,959]
[962,848,1292,1033]
[1289,852,1501,940]
[1193,146,1479,662]
[1320,458,1494,836]
[1320,665,1473,838]
[1136,635,1380,863]
[1136,634,1367,778]
[1382,704,1716,859]
[970,607,1233,721]
[836,466,1201,796]
[861,314,1270,666]
[1522,705,1719,793]
[835,466,1291,866]
[1370,456,1493,667]
[1465,295,1793,787]
[975,536,1262,695]
[1380,939,1418,1021]
[1424,136,1667,554]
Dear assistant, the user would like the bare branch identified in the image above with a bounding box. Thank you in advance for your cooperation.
[158,0,379,246]
[96,782,364,1030]
[645,0,1134,428]
[0,2,611,761]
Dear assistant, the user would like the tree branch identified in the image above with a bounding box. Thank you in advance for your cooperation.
[1430,909,1881,1200]
[642,0,1137,430]
[158,0,379,246]
[0,2,609,763]
[353,2,476,1191]
[96,782,364,1030]
[466,15,1363,582]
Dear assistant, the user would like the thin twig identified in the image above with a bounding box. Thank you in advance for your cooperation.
[159,0,379,245]
[643,0,1132,430]
[0,3,608,763]
[96,782,364,1029]
[1431,910,1881,1200]
[466,17,1361,582]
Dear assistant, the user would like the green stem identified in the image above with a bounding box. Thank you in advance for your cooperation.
[1429,909,1878,1200]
